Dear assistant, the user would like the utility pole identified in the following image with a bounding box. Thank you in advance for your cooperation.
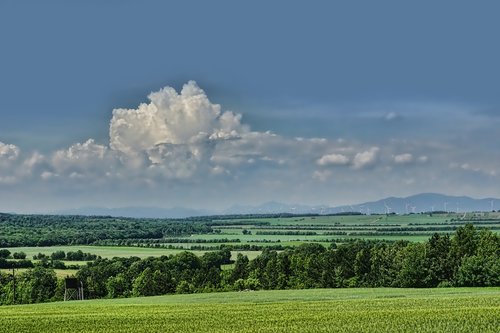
[12,267,16,304]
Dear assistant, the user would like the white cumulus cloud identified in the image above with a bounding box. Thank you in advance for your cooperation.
[317,153,350,166]
[353,147,380,169]
[107,81,252,179]
[109,81,247,155]
[393,153,414,164]
[50,139,114,179]
[0,142,20,161]
[0,142,22,184]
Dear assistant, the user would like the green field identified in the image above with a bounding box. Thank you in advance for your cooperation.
[4,245,262,260]
[6,245,205,258]
[4,213,499,270]
[181,213,500,247]
[4,213,499,255]
[0,288,498,332]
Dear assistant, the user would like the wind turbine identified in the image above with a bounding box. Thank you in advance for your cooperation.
[411,206,417,214]
[490,200,495,212]
[405,203,410,215]
[384,202,391,215]
[444,202,448,212]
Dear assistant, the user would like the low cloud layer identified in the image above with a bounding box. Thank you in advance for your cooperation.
[1,82,499,212]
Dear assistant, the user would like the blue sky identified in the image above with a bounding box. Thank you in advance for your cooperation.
[1,1,499,213]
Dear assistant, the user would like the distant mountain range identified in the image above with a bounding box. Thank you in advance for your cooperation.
[224,193,499,215]
[332,193,499,215]
[54,193,500,218]
[56,206,211,219]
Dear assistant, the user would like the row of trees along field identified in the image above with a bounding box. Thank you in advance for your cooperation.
[0,225,498,305]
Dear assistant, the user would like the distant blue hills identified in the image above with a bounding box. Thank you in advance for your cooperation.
[55,206,212,219]
[330,193,499,216]
[54,193,500,218]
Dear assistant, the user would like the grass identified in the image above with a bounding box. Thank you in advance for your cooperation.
[3,246,208,259]
[201,230,434,243]
[206,213,500,244]
[226,214,449,226]
[0,288,498,332]
[222,212,500,227]
[2,246,262,261]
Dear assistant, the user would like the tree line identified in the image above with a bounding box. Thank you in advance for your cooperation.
[0,250,101,270]
[0,225,498,305]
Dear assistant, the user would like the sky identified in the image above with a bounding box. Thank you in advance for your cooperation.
[1,0,500,213]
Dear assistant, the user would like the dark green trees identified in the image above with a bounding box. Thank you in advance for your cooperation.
[12,252,26,259]
[0,267,57,305]
[454,229,499,287]
[0,249,11,259]
[0,225,498,306]
[425,233,453,286]
[397,243,428,287]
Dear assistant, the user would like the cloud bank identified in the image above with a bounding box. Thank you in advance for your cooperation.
[1,81,499,212]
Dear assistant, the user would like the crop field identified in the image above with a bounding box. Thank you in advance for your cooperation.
[3,212,499,277]
[184,212,500,246]
[0,288,498,333]
[80,212,495,253]
[5,245,206,259]
[4,245,262,261]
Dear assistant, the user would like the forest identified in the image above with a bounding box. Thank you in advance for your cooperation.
[0,224,498,305]
[0,213,214,247]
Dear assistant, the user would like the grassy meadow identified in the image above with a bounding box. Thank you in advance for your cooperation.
[0,288,498,333]
[4,245,263,262]
[6,245,208,259]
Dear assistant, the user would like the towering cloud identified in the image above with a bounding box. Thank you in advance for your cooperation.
[108,81,250,178]
[110,81,247,155]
